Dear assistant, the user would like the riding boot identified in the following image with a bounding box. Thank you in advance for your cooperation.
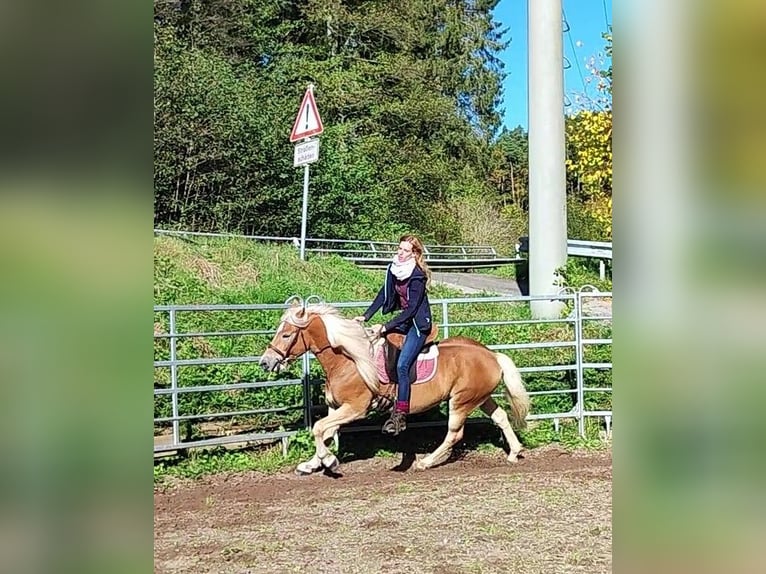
[382,401,409,435]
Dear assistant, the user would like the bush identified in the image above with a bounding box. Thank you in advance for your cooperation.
[568,198,611,241]
[428,195,526,255]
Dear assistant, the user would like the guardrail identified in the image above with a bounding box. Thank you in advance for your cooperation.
[154,229,610,274]
[153,290,612,455]
[154,229,500,261]
[516,236,612,280]
[566,239,612,259]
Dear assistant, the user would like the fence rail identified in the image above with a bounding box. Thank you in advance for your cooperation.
[154,229,613,271]
[153,290,612,455]
[154,228,501,260]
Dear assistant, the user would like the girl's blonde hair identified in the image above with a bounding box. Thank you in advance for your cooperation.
[400,233,432,289]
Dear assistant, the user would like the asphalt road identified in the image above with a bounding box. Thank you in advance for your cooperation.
[431,272,521,296]
[432,272,612,318]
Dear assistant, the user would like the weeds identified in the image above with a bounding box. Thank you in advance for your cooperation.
[154,440,310,484]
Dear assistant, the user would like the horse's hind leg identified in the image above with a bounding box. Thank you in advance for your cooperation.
[480,397,524,462]
[414,401,470,471]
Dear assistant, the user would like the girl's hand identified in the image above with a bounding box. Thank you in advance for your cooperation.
[353,316,366,323]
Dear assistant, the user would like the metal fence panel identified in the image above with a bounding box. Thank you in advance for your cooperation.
[153,291,612,454]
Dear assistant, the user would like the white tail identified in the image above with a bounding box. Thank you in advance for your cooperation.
[495,352,530,429]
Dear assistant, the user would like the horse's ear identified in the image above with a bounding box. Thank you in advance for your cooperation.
[285,295,304,307]
[295,306,306,319]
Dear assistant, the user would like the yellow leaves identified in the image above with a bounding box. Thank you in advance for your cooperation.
[586,193,612,238]
[566,110,613,199]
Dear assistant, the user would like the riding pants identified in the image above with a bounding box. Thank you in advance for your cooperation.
[396,323,428,408]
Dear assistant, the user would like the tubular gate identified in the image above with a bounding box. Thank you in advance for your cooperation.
[153,290,612,454]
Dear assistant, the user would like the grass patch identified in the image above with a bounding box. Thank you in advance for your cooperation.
[154,445,290,484]
[519,418,609,450]
[154,429,322,485]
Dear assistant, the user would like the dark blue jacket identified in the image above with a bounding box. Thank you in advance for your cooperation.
[362,265,432,335]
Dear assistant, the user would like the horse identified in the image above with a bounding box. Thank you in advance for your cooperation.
[259,299,530,475]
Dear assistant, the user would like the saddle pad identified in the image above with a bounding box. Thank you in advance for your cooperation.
[374,343,439,385]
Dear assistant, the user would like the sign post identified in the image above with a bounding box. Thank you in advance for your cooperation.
[290,84,324,260]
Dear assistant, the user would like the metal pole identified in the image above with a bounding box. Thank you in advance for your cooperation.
[575,292,585,437]
[302,354,312,429]
[528,0,567,319]
[169,309,180,448]
[299,163,310,260]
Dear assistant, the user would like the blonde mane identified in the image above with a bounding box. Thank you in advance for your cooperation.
[282,304,379,394]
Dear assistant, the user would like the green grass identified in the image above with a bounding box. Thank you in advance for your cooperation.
[154,447,289,483]
[519,419,609,450]
[154,430,320,485]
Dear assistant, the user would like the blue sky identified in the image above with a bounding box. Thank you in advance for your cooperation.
[495,0,612,131]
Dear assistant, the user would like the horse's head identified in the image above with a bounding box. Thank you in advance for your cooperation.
[259,304,314,373]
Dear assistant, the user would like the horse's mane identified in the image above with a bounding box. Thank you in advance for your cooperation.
[282,304,379,394]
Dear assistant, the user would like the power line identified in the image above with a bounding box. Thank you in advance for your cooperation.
[562,9,590,103]
[602,0,611,30]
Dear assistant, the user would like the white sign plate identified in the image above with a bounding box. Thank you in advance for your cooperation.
[294,139,320,167]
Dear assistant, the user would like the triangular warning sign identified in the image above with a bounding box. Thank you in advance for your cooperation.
[289,87,324,142]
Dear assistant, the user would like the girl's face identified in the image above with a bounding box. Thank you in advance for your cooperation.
[397,241,414,263]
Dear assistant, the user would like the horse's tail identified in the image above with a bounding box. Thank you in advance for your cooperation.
[494,352,530,429]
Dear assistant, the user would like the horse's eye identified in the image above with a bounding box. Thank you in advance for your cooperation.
[282,333,291,339]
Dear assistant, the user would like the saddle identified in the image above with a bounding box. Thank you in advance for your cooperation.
[370,328,440,413]
[383,323,439,350]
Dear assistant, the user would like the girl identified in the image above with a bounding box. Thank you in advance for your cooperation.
[355,234,432,435]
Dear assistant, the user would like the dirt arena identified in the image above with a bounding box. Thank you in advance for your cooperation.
[154,445,612,574]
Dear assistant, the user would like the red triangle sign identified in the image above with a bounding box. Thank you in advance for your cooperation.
[289,87,324,142]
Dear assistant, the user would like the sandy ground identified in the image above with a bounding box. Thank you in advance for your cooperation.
[155,445,612,574]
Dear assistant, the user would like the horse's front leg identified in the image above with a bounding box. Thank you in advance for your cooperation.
[295,403,366,475]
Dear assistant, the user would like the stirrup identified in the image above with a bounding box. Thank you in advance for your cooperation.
[371,395,394,413]
[382,412,407,436]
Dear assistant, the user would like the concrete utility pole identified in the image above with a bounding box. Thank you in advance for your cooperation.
[528,0,567,318]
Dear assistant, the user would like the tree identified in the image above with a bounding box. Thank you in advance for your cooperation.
[153,0,513,242]
[491,125,529,209]
[564,29,612,239]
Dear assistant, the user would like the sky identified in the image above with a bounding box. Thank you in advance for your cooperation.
[495,0,612,131]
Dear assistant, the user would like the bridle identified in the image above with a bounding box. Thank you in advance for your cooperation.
[267,321,305,364]
[267,315,333,366]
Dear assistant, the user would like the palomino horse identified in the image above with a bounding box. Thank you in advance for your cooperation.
[259,299,529,474]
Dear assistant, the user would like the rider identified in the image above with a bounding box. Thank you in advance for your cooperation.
[355,234,432,435]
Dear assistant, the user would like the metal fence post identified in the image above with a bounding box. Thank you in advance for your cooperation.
[575,293,585,437]
[302,354,312,430]
[169,309,180,448]
[441,301,449,339]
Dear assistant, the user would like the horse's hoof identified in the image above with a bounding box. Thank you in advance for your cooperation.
[413,459,428,471]
[507,450,523,464]
[295,462,318,475]
[321,454,339,472]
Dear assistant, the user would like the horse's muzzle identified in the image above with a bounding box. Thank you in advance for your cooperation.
[259,351,285,373]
